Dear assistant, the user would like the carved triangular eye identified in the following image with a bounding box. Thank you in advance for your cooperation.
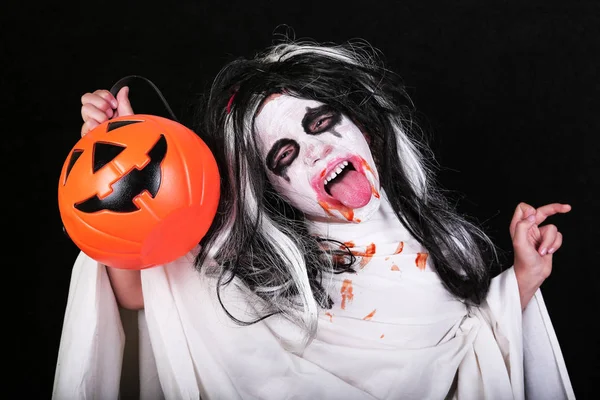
[64,149,84,184]
[93,142,126,172]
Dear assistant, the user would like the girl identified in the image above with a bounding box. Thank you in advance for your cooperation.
[54,41,574,399]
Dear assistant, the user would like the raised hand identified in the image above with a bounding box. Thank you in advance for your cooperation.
[80,87,134,136]
[509,202,571,310]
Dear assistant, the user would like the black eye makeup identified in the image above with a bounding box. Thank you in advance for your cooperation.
[264,104,342,179]
[301,105,342,135]
[266,138,299,176]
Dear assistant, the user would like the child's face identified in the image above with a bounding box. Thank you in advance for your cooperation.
[255,94,381,223]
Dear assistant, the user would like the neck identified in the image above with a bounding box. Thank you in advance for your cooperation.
[307,191,413,248]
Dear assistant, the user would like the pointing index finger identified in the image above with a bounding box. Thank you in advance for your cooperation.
[535,203,571,225]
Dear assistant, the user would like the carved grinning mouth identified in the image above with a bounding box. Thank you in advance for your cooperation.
[323,161,356,195]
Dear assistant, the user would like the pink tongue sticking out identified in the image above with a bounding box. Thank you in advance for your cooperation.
[328,170,372,208]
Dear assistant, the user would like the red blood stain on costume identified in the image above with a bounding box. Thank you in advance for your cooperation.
[363,309,377,320]
[340,279,354,309]
[358,243,376,268]
[394,242,404,254]
[416,253,428,270]
[342,243,376,268]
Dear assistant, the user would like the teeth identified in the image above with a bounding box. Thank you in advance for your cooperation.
[324,161,350,186]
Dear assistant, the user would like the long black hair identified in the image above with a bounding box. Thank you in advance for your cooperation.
[193,40,497,336]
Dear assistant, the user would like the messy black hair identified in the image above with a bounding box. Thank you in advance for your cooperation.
[193,40,497,336]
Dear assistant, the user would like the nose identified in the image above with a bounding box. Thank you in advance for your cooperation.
[303,142,333,166]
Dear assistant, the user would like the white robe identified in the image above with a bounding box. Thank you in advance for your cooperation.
[52,198,575,399]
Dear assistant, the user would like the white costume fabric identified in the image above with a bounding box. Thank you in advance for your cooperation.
[53,196,575,399]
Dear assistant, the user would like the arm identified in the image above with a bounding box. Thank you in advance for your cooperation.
[509,202,571,310]
[105,266,144,309]
[80,87,143,309]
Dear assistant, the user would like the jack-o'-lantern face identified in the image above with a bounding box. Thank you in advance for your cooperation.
[65,120,167,213]
[58,114,220,269]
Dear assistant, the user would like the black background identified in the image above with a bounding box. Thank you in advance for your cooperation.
[3,0,599,398]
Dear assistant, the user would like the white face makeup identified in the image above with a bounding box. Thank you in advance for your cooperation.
[254,94,381,223]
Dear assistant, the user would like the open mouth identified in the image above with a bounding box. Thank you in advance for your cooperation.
[312,155,375,211]
[323,160,356,196]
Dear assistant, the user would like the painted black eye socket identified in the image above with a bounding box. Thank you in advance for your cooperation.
[266,138,300,176]
[276,145,296,166]
[302,106,342,135]
[310,115,336,133]
[272,143,298,172]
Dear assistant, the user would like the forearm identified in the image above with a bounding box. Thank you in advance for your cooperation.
[514,267,541,311]
[518,287,537,311]
[105,266,144,310]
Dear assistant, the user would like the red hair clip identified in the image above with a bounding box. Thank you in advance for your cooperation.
[226,90,238,114]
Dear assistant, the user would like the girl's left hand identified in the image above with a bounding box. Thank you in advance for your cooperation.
[509,202,571,310]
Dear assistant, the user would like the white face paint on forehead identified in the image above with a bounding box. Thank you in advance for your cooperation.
[254,94,381,223]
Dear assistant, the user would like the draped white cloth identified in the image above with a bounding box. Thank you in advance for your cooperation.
[53,197,575,399]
